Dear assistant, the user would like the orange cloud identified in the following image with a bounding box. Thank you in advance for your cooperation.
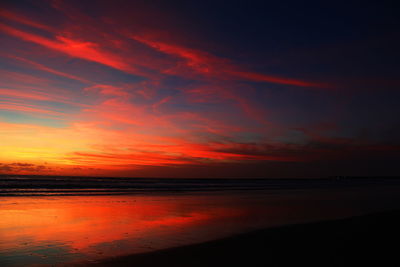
[0,100,66,117]
[4,4,384,179]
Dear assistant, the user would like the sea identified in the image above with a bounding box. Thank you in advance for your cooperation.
[1,175,400,266]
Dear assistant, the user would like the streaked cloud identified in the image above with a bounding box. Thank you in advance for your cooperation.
[0,1,398,177]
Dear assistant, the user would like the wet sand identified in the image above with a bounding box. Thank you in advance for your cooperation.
[93,209,400,267]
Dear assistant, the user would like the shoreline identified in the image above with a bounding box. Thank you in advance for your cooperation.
[89,209,400,266]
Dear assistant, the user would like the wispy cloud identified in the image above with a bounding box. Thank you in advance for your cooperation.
[0,1,396,177]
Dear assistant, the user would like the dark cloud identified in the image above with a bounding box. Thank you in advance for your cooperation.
[0,162,51,173]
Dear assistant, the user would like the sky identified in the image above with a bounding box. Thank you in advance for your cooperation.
[0,0,399,178]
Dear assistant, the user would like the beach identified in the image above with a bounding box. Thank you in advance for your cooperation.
[2,0,399,266]
[94,209,400,266]
[1,177,400,266]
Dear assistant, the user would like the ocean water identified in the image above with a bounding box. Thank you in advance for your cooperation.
[1,175,399,196]
[1,176,400,266]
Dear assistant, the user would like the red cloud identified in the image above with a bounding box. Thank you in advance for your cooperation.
[4,4,386,179]
[0,88,53,101]
[84,84,131,97]
[0,101,65,117]
[229,71,325,87]
[9,56,91,84]
[0,69,51,86]
[0,23,149,78]
[0,9,53,31]
[132,35,325,88]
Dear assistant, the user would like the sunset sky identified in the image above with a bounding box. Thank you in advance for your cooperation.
[1,0,399,178]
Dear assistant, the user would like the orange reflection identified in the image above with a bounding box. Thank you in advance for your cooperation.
[0,194,252,265]
[1,189,398,266]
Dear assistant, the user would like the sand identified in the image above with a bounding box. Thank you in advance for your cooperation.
[87,209,400,266]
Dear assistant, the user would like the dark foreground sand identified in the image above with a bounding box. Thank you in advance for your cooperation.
[92,210,400,267]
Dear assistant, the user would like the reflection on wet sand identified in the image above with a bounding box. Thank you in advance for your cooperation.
[1,187,400,266]
[0,193,267,266]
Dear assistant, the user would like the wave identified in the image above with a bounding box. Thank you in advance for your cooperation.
[1,175,399,196]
